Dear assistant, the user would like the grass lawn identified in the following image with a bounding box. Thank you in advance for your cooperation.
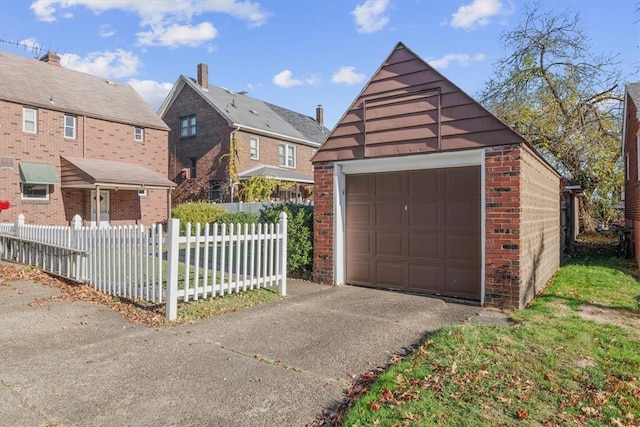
[340,233,640,426]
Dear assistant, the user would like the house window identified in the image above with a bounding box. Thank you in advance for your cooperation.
[21,184,49,200]
[134,127,144,142]
[180,115,196,137]
[210,181,223,202]
[279,144,296,168]
[626,152,630,183]
[138,188,148,197]
[64,115,76,139]
[250,137,260,160]
[23,107,37,133]
[189,157,197,179]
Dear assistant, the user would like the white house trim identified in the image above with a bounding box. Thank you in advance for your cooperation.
[333,149,486,304]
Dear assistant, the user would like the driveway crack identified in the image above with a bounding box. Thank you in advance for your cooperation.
[1,379,58,426]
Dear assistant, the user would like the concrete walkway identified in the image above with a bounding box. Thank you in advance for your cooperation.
[0,277,501,426]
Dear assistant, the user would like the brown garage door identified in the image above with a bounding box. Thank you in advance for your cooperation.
[345,166,481,300]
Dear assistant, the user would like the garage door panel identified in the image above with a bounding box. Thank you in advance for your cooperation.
[408,169,440,198]
[445,266,480,297]
[347,230,372,255]
[376,202,404,227]
[408,233,439,259]
[445,233,479,261]
[407,264,441,292]
[345,166,481,301]
[376,172,404,198]
[377,232,404,257]
[346,174,374,199]
[347,202,372,226]
[445,167,480,198]
[408,202,439,226]
[346,258,373,284]
[445,201,479,227]
[376,262,404,287]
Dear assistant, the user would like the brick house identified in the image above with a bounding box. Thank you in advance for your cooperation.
[312,42,560,309]
[0,51,175,227]
[158,64,328,205]
[623,82,640,262]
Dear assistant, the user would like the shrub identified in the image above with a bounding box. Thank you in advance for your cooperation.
[171,202,226,232]
[215,211,259,226]
[259,202,313,275]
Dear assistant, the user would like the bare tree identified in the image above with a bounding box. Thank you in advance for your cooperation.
[480,2,626,231]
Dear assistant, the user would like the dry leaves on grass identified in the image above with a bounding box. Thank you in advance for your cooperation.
[1,263,166,327]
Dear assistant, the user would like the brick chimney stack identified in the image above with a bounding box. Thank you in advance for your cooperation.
[40,51,61,67]
[316,105,324,127]
[197,63,208,90]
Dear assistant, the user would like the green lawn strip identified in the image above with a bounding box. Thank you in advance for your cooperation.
[127,287,284,326]
[343,240,640,426]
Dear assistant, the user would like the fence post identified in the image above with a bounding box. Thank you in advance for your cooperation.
[165,218,180,320]
[16,213,25,237]
[278,211,287,296]
[71,214,83,280]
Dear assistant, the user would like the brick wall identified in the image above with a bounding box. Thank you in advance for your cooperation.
[234,132,315,178]
[519,144,560,307]
[484,144,522,308]
[312,145,559,309]
[0,100,169,226]
[312,162,334,283]
[165,84,317,204]
[624,94,640,221]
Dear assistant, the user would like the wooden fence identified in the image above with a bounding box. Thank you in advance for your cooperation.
[0,213,288,320]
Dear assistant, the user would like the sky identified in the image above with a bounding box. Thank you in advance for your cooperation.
[0,0,638,130]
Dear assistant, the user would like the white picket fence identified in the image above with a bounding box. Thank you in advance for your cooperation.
[0,213,287,320]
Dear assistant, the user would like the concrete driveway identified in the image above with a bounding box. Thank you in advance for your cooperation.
[1,277,491,426]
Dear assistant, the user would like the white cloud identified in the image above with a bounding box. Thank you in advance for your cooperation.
[450,0,509,30]
[137,22,217,47]
[99,24,116,38]
[331,66,366,85]
[18,38,41,54]
[128,79,174,112]
[30,0,269,47]
[352,0,390,34]
[273,70,303,88]
[60,49,142,79]
[428,53,486,69]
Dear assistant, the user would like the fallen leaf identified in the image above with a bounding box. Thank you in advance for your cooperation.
[516,410,528,420]
[369,402,381,411]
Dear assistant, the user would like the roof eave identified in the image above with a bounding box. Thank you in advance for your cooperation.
[234,123,321,147]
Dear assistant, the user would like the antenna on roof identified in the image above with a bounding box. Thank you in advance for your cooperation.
[0,38,49,58]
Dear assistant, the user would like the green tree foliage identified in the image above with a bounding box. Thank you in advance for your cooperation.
[215,211,259,226]
[479,2,625,231]
[239,174,292,202]
[259,202,313,275]
[171,202,226,232]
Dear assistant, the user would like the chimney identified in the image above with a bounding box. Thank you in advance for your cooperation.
[316,104,324,127]
[40,51,61,67]
[197,63,208,90]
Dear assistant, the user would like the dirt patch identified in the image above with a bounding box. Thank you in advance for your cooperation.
[578,304,640,338]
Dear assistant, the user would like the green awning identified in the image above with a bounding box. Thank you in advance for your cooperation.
[19,162,60,185]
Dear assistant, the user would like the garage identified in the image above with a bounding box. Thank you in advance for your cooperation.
[312,42,561,309]
[346,167,480,299]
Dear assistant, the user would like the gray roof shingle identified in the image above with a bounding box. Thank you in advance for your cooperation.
[183,77,328,145]
[627,83,640,118]
[0,51,168,130]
